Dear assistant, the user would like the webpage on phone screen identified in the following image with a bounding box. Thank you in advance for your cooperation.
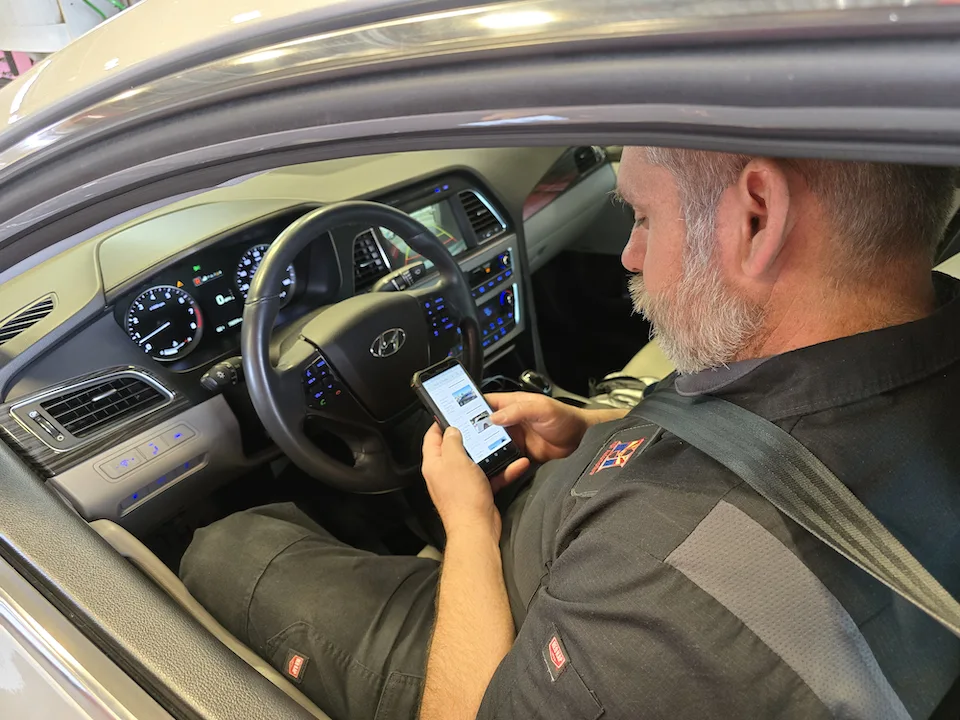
[422,365,511,463]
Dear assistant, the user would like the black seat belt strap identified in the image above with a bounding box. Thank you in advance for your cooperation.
[635,392,960,638]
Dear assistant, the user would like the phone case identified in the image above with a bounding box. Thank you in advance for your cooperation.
[411,359,519,477]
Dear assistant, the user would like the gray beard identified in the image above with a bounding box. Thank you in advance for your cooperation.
[628,259,765,374]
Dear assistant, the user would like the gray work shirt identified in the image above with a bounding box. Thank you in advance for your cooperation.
[481,274,960,719]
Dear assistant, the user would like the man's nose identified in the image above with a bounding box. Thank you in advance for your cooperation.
[621,233,645,273]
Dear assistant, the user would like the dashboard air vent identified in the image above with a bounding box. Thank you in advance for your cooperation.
[40,375,166,439]
[459,190,506,242]
[0,295,55,347]
[353,229,389,288]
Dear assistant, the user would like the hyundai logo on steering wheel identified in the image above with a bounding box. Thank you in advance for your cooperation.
[370,328,406,358]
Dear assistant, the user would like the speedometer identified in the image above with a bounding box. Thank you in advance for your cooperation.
[235,244,296,305]
[125,285,203,361]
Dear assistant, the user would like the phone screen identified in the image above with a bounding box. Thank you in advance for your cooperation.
[420,363,512,464]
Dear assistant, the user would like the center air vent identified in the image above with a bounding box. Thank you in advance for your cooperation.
[0,295,56,347]
[353,229,389,289]
[459,190,506,242]
[11,371,173,451]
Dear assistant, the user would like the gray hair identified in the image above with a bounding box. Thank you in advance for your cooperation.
[644,147,958,273]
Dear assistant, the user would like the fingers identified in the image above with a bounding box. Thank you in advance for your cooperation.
[422,423,443,461]
[442,426,467,454]
[502,457,531,485]
[485,393,514,411]
[488,394,549,428]
[490,457,532,493]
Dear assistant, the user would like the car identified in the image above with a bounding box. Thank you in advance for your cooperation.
[1,0,959,718]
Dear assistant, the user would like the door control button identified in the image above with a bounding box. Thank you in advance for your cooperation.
[99,450,145,480]
[137,437,167,460]
[161,425,195,447]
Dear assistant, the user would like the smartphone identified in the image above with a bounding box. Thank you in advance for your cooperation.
[412,358,521,477]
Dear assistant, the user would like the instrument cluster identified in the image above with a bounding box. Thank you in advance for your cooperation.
[114,208,340,370]
[122,242,297,363]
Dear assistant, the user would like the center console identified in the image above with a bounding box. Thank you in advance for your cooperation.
[360,176,527,362]
[463,243,521,356]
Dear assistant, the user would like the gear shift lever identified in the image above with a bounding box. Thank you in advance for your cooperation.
[519,369,552,396]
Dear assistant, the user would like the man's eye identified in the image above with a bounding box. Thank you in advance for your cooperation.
[633,216,648,230]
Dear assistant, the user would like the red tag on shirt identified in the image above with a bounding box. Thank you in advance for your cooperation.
[543,634,569,682]
[283,649,309,684]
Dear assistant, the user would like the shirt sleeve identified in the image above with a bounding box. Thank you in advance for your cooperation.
[476,500,831,720]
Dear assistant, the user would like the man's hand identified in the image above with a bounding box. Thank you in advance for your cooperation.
[421,424,501,539]
[419,424,515,720]
[487,393,627,486]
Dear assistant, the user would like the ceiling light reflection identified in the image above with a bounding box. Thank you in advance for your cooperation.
[111,88,146,102]
[477,11,555,30]
[234,49,289,65]
[231,10,262,24]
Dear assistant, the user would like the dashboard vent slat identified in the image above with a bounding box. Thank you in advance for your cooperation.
[40,375,165,439]
[459,191,506,243]
[0,295,55,347]
[353,229,389,289]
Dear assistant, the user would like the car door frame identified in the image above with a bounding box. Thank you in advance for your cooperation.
[1,6,960,720]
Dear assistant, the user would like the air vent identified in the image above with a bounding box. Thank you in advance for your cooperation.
[459,190,506,242]
[0,295,55,347]
[40,375,166,439]
[353,229,389,288]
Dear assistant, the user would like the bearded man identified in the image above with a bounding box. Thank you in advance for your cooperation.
[182,147,960,720]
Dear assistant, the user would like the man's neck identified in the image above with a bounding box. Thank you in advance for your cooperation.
[740,269,936,361]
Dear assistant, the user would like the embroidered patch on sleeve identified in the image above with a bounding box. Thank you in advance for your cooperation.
[590,438,644,475]
[283,649,310,684]
[572,423,661,497]
[542,633,569,682]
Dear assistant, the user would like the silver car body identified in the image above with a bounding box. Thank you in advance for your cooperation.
[0,1,959,718]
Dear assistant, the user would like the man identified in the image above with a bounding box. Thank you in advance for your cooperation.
[182,147,960,719]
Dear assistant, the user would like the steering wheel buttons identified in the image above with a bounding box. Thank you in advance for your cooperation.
[304,353,345,408]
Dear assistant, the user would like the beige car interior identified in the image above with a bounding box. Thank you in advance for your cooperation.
[82,172,960,719]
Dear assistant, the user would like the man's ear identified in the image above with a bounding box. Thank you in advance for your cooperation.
[734,159,792,279]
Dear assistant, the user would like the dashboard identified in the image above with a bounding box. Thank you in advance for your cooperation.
[0,146,616,536]
[108,173,518,372]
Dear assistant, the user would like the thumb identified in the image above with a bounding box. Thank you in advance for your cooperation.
[442,426,464,450]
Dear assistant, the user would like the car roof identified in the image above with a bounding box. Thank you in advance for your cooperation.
[0,0,949,172]
[0,0,426,133]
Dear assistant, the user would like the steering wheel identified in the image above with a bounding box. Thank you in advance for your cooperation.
[241,202,483,493]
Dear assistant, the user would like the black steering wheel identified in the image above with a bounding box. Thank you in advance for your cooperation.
[241,202,482,493]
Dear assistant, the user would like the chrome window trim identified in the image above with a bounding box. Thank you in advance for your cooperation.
[0,584,135,720]
[9,368,175,453]
[7,99,960,258]
[1,0,957,181]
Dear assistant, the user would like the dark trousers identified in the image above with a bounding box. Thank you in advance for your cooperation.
[180,503,439,720]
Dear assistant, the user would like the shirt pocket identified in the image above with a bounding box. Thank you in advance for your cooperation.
[479,623,604,720]
[534,662,603,720]
[534,626,604,720]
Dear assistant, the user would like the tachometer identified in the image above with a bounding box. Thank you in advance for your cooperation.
[125,285,203,361]
[235,244,296,304]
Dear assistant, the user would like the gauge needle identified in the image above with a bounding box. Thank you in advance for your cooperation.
[139,321,171,345]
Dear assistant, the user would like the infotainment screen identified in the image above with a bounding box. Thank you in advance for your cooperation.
[380,199,467,268]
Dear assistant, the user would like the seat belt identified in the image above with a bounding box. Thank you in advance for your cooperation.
[634,392,960,639]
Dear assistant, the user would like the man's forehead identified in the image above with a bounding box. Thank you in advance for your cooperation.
[617,147,658,202]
